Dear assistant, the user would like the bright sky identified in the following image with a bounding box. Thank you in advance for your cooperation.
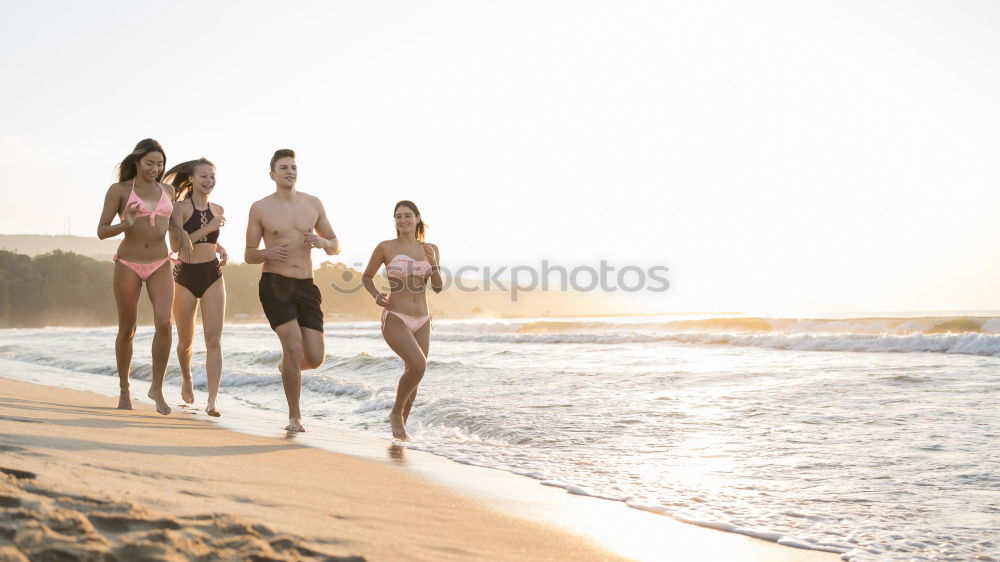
[1,1,998,314]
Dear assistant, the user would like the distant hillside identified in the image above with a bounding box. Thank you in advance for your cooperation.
[0,235,120,261]
[0,248,628,327]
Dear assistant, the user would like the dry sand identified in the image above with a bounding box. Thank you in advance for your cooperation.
[0,377,840,561]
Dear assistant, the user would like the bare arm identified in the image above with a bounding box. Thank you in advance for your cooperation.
[168,219,179,253]
[96,185,132,239]
[216,242,229,266]
[185,222,222,243]
[169,201,191,254]
[164,185,191,254]
[425,243,443,293]
[362,243,388,306]
[244,203,288,265]
[215,210,229,267]
[305,198,340,255]
[213,205,228,265]
[244,203,266,264]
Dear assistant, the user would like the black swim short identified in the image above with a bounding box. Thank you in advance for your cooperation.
[258,272,324,332]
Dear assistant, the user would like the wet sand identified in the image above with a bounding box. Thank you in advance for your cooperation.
[0,376,839,561]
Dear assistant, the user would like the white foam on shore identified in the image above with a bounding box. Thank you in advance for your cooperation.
[404,441,853,557]
[427,330,1000,356]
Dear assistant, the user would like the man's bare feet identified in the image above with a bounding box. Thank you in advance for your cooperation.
[147,388,171,416]
[117,390,133,410]
[284,418,305,432]
[389,412,408,441]
[181,378,195,404]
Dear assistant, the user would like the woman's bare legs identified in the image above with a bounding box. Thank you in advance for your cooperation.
[403,324,430,424]
[173,283,198,404]
[381,314,428,440]
[146,263,174,415]
[113,263,143,409]
[199,276,226,416]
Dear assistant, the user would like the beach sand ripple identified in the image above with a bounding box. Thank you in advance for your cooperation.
[0,470,363,562]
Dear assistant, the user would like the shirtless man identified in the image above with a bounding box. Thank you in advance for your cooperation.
[245,149,340,432]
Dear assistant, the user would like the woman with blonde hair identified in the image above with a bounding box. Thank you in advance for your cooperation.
[165,158,228,416]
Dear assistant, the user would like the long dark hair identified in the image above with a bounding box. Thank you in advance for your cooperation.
[164,158,215,201]
[394,200,427,242]
[116,138,167,183]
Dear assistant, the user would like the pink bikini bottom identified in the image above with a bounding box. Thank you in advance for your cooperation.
[381,309,431,334]
[114,255,172,282]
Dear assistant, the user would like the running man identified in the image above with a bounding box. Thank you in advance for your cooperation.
[245,149,340,432]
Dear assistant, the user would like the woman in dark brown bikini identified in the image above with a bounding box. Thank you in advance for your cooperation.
[166,158,228,417]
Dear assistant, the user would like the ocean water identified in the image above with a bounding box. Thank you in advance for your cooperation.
[1,313,998,561]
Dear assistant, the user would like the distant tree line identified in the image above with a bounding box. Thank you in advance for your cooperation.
[0,250,600,327]
[0,250,386,327]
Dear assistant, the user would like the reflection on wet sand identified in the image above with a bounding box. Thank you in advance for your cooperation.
[387,443,407,463]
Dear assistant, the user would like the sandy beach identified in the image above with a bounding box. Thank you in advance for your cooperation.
[0,376,840,561]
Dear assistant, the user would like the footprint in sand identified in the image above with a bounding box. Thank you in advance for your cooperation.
[0,468,365,561]
[0,467,36,480]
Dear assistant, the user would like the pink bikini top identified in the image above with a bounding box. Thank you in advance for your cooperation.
[386,254,433,278]
[123,180,173,226]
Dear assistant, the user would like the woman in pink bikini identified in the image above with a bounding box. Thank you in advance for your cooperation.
[97,139,183,415]
[362,200,443,440]
[165,158,227,417]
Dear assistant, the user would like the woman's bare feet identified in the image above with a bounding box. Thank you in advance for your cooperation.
[284,418,305,432]
[181,377,195,404]
[389,412,408,441]
[206,398,221,417]
[147,388,172,416]
[117,390,133,410]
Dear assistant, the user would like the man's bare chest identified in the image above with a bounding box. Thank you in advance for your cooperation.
[261,206,318,237]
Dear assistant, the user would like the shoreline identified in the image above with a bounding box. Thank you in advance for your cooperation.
[3,308,999,332]
[0,376,618,561]
[0,364,839,561]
